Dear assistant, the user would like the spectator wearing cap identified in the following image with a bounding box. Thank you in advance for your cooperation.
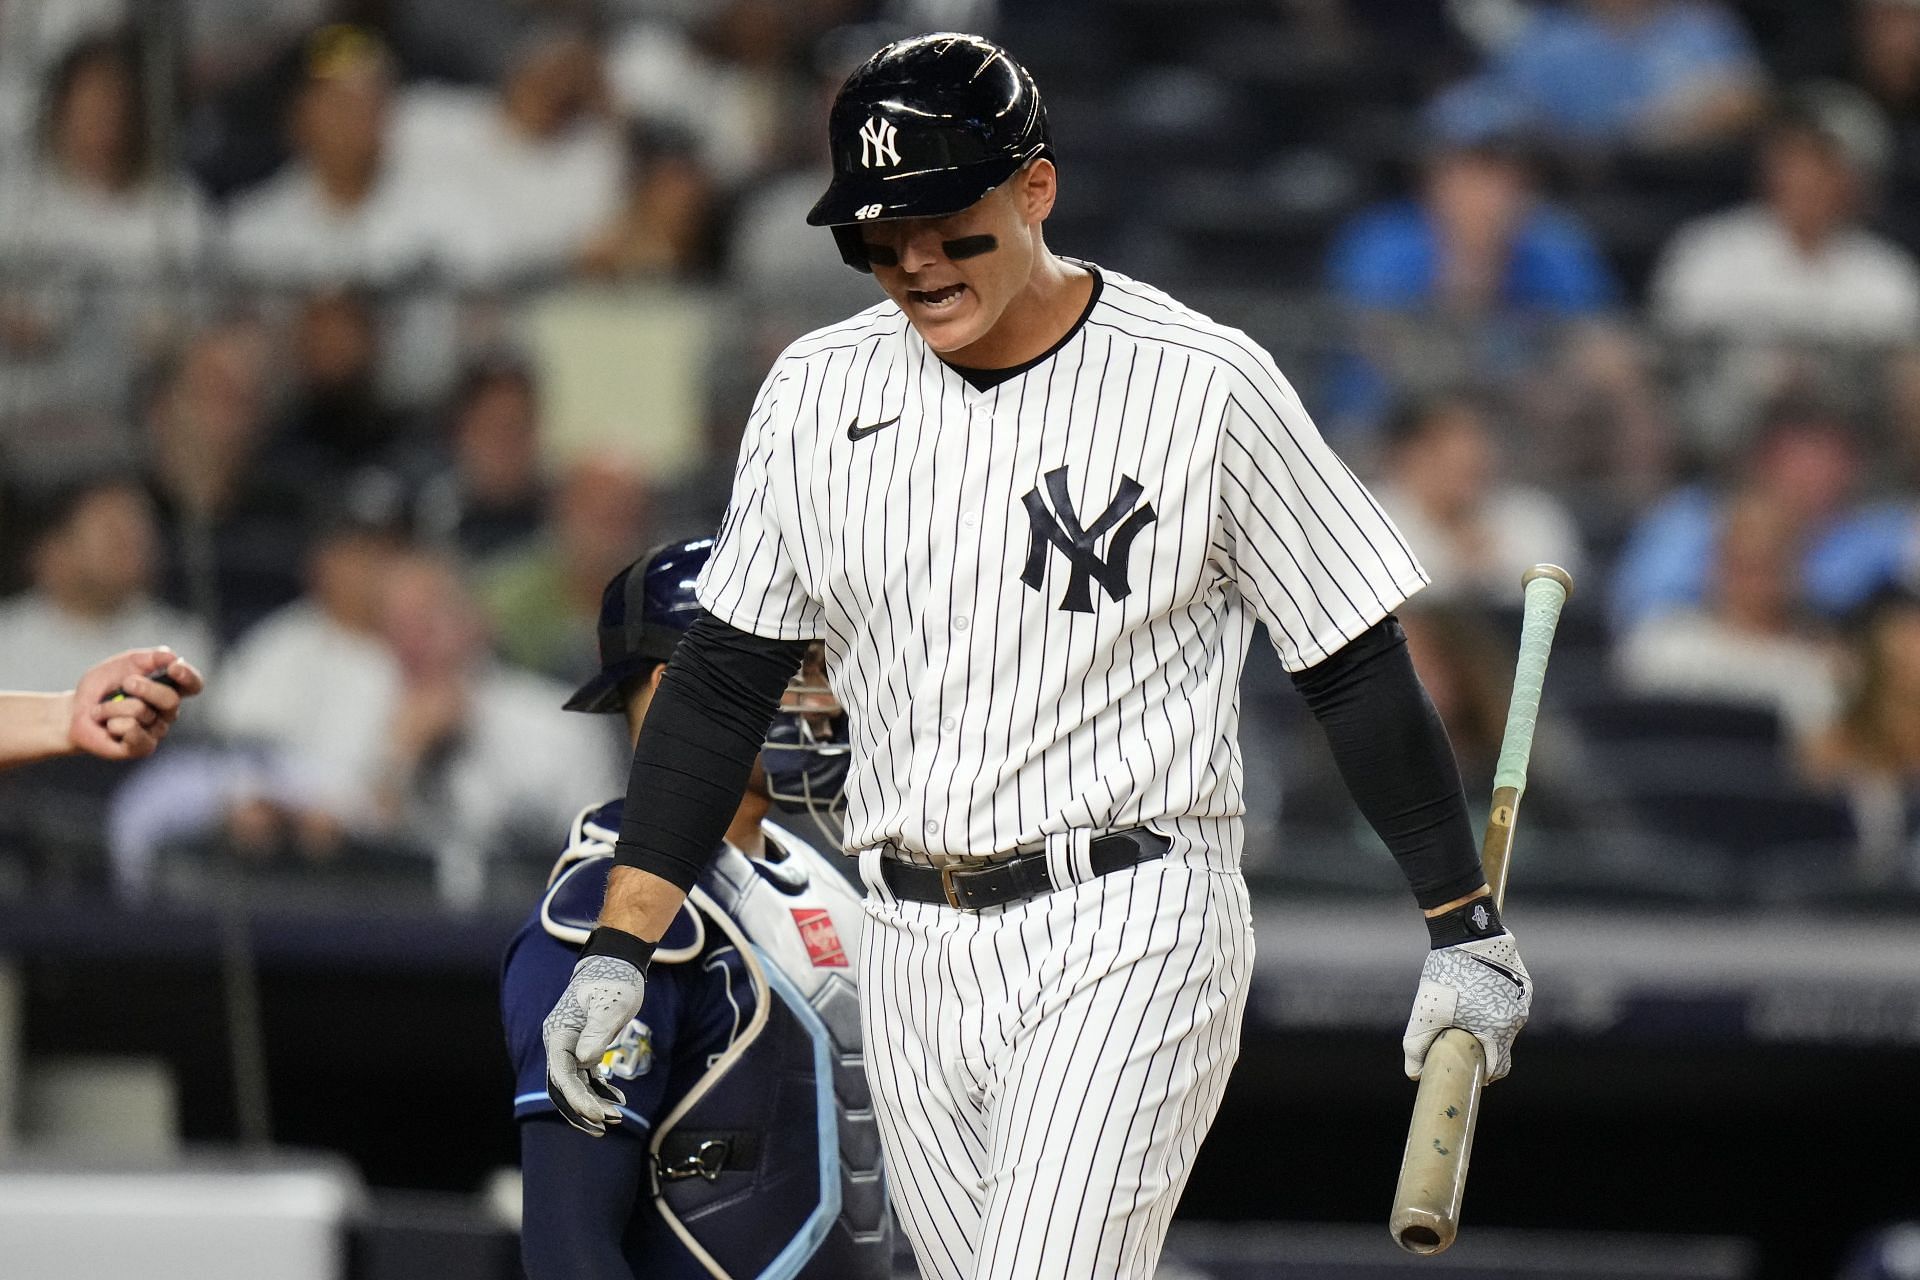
[1429,0,1766,154]
[0,476,214,695]
[1652,87,1920,346]
[223,26,459,286]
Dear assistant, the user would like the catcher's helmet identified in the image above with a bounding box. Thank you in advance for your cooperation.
[564,538,851,836]
[563,537,712,713]
[807,32,1051,271]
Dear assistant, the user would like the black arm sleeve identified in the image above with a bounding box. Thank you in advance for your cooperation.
[518,1115,646,1280]
[1289,616,1486,909]
[613,612,809,889]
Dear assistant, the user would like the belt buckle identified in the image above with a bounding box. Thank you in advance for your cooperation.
[938,863,969,911]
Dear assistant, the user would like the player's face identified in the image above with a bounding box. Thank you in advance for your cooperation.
[858,162,1054,360]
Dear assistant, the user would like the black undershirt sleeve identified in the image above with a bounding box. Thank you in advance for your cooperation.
[1289,616,1487,910]
[613,612,809,890]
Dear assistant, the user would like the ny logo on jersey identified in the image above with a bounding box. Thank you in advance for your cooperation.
[1020,467,1158,613]
[859,116,900,168]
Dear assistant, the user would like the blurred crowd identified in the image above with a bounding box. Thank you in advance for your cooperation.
[4,0,1920,908]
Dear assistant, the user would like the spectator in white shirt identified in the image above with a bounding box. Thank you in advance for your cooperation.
[1371,395,1587,605]
[1653,86,1920,346]
[1617,493,1841,739]
[0,477,214,695]
[223,26,450,286]
[390,24,623,285]
[0,31,211,424]
[206,493,409,846]
[371,548,624,904]
[0,31,209,279]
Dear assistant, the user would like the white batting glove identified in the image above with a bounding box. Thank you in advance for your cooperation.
[543,953,646,1136]
[1402,898,1532,1084]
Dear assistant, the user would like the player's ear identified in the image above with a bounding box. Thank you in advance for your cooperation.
[1014,158,1056,225]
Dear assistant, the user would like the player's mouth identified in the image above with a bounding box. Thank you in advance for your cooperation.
[908,283,968,313]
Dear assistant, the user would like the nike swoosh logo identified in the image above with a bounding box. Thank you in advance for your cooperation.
[847,415,900,442]
[1465,954,1527,993]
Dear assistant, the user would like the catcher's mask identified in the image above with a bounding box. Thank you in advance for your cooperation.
[763,641,849,841]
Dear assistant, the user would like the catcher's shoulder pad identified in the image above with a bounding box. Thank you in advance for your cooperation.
[538,797,705,963]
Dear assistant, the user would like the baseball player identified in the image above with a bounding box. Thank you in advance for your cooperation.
[502,538,890,1280]
[544,33,1532,1280]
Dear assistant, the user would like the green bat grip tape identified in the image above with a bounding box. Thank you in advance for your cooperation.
[1493,573,1571,794]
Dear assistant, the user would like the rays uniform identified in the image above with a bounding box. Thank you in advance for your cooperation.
[695,260,1428,1278]
[502,799,891,1280]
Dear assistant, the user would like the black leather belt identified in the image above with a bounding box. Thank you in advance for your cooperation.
[881,828,1170,911]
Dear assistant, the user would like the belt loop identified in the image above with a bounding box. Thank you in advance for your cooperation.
[1070,828,1096,884]
[1042,832,1076,891]
[858,846,897,906]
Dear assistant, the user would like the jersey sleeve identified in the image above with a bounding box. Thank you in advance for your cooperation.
[696,363,823,641]
[1214,350,1429,672]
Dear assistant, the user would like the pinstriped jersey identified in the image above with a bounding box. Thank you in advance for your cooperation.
[697,264,1428,868]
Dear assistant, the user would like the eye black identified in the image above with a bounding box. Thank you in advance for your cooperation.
[864,243,900,267]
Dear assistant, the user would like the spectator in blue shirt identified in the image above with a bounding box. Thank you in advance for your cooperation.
[1432,0,1767,154]
[1611,400,1919,631]
[1323,136,1669,482]
[1329,140,1620,315]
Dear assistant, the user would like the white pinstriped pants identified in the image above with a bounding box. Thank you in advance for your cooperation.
[856,851,1255,1280]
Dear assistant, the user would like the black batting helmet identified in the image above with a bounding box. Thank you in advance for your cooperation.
[807,32,1051,271]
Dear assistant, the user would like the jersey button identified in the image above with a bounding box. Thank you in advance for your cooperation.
[961,511,977,528]
[940,716,957,733]
[924,820,940,836]
[953,614,970,631]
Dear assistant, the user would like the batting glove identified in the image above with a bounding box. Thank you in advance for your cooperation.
[1401,897,1531,1084]
[543,927,655,1136]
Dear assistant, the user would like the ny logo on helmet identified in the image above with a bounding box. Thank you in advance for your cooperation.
[1020,467,1157,613]
[859,116,900,168]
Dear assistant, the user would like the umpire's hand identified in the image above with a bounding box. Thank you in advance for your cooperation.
[1401,928,1532,1084]
[543,956,646,1136]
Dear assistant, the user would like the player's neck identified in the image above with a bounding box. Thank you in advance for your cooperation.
[943,252,1093,372]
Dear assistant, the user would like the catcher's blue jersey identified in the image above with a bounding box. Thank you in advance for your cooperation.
[502,799,890,1280]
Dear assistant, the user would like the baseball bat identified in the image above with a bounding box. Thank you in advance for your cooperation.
[1388,563,1574,1256]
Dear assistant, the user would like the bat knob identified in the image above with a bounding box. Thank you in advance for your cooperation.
[1391,1207,1456,1255]
[1521,563,1574,597]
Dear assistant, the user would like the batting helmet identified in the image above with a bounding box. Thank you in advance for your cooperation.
[807,32,1051,271]
[562,537,712,713]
